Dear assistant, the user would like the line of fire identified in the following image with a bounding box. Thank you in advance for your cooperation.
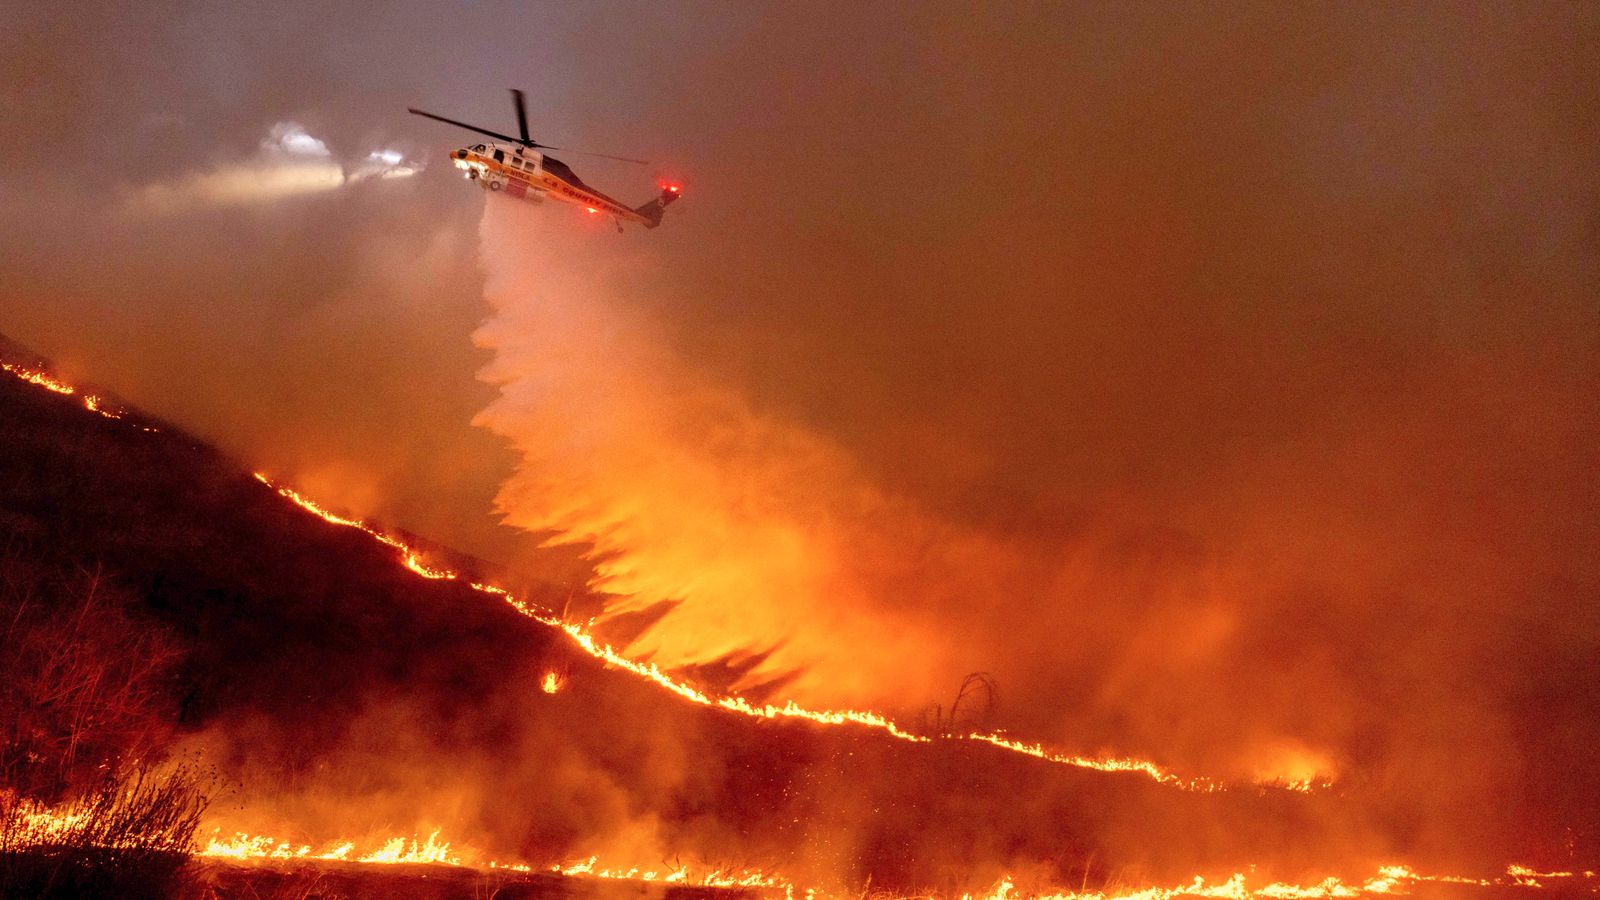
[2,333,1596,897]
[4,7,1598,898]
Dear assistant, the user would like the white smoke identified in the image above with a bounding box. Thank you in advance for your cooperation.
[472,197,958,708]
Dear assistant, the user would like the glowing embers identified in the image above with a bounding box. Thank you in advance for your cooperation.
[541,671,564,694]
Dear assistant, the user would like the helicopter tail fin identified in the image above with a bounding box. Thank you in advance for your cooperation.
[632,184,682,228]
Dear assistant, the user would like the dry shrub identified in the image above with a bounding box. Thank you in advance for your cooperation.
[1,549,207,896]
[1,556,181,802]
[0,762,208,898]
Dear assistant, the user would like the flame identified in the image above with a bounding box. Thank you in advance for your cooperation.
[250,470,1308,793]
[196,829,789,889]
[964,733,1223,792]
[0,347,1321,794]
[356,831,458,865]
[2,362,125,422]
[553,855,789,890]
[9,796,1594,897]
[955,865,1600,900]
[199,829,458,865]
[1505,864,1598,886]
[8,355,1593,899]
[5,797,88,842]
[187,838,1600,899]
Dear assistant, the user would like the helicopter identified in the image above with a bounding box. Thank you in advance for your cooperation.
[409,89,680,231]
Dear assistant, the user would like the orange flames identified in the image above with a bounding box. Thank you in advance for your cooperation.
[2,343,1319,795]
[551,855,791,891]
[19,792,1592,900]
[13,358,1589,899]
[970,868,1408,900]
[1,361,123,421]
[963,866,1600,900]
[196,828,795,891]
[249,471,1314,794]
[200,830,459,865]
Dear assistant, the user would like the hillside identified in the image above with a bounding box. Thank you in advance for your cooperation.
[0,335,1425,895]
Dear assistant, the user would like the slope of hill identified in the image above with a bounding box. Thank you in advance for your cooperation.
[0,334,1430,896]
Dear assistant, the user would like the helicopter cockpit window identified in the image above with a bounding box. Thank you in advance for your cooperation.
[473,144,485,152]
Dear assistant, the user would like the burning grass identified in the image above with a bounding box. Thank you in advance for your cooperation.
[0,764,208,899]
[3,344,1595,895]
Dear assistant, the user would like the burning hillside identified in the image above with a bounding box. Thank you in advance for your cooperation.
[5,5,1598,897]
[3,338,1596,896]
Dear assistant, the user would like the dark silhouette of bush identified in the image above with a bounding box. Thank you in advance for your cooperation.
[1,557,181,802]
[0,549,207,896]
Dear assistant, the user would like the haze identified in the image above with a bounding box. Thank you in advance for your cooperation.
[4,0,1597,858]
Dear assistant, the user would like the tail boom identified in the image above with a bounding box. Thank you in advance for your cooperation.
[631,185,682,229]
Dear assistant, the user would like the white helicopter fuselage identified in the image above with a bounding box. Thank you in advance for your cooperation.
[450,141,656,227]
[411,90,680,230]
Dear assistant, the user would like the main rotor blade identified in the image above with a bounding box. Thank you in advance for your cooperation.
[541,146,652,166]
[407,108,521,145]
[510,89,532,144]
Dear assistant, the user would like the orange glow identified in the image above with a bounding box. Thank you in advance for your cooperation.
[3,766,1591,896]
[554,855,789,890]
[964,733,1223,792]
[251,468,1321,794]
[1,361,125,422]
[8,311,1592,900]
[22,802,1591,899]
[0,359,1306,794]
[0,359,1329,800]
[958,866,1600,900]
[200,829,459,865]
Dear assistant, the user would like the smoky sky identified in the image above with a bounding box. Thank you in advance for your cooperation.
[4,0,1599,853]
